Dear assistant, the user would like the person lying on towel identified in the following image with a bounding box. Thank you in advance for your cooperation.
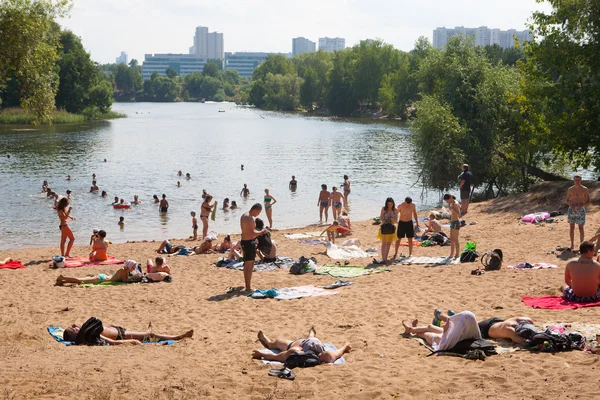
[562,241,600,302]
[477,316,535,344]
[55,260,145,286]
[402,311,481,351]
[63,317,193,345]
[252,327,351,363]
[0,257,13,265]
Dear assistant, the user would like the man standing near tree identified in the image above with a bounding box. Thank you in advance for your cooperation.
[566,174,590,251]
[459,164,473,216]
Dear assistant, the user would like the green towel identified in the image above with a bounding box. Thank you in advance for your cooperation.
[81,282,129,287]
[315,265,390,278]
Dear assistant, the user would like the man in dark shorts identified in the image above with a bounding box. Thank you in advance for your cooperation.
[394,197,420,258]
[240,203,268,291]
[562,241,600,302]
[478,316,534,344]
[459,164,473,216]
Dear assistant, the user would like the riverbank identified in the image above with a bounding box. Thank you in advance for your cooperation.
[0,107,125,124]
[1,185,600,399]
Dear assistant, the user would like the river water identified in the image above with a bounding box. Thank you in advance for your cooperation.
[0,102,447,250]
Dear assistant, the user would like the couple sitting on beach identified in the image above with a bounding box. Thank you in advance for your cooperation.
[156,236,232,256]
[55,258,171,286]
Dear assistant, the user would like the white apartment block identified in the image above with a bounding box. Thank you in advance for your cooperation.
[115,51,128,64]
[318,37,346,52]
[433,26,532,49]
[292,37,316,56]
[192,26,225,60]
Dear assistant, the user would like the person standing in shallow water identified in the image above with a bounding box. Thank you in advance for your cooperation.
[341,175,351,209]
[289,175,297,191]
[240,184,250,198]
[159,194,169,213]
[263,189,277,228]
[317,184,331,224]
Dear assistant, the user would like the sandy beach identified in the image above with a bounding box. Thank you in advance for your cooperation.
[1,181,600,400]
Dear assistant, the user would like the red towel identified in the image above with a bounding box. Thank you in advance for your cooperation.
[48,256,125,268]
[0,260,25,269]
[522,295,600,310]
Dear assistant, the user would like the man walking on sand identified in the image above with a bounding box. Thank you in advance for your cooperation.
[459,164,473,216]
[566,174,590,251]
[394,197,420,258]
[240,203,268,291]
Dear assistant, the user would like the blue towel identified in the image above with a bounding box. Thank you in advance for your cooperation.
[48,326,176,346]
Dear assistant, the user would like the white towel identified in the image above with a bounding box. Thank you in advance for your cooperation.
[435,311,481,351]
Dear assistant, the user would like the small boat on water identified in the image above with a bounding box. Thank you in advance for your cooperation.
[199,98,206,103]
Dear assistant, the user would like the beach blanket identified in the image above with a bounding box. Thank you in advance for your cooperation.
[395,256,460,265]
[284,232,322,240]
[397,241,422,247]
[214,256,294,272]
[47,326,175,345]
[315,265,389,278]
[260,343,345,365]
[300,239,325,245]
[0,260,25,269]
[326,242,368,260]
[408,335,517,355]
[81,281,129,288]
[49,256,124,269]
[274,285,339,300]
[522,296,600,310]
[507,262,558,270]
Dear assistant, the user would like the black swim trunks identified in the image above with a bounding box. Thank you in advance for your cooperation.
[477,317,504,339]
[396,220,415,239]
[241,240,256,261]
[263,257,277,263]
[160,207,168,213]
[111,325,127,340]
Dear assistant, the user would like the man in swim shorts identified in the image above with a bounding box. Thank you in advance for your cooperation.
[63,320,193,345]
[252,327,351,364]
[566,174,590,251]
[289,175,297,191]
[159,194,169,213]
[240,203,268,291]
[562,241,600,302]
[394,197,420,258]
[478,316,534,344]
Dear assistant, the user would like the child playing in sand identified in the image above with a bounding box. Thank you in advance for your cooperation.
[190,211,198,240]
[320,221,341,244]
[89,230,109,261]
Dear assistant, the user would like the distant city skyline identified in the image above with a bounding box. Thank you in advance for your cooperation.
[59,0,552,64]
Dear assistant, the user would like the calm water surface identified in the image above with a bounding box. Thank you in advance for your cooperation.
[0,102,445,250]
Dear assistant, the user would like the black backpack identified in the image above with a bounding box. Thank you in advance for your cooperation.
[290,256,316,275]
[481,249,503,271]
[428,338,497,357]
[460,251,479,263]
[75,317,106,346]
[285,351,321,369]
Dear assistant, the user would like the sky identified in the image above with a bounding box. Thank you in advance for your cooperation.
[59,0,552,64]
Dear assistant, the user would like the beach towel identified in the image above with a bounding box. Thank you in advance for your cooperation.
[81,281,129,288]
[284,232,322,240]
[507,262,558,270]
[275,285,339,300]
[0,260,25,269]
[49,256,124,269]
[397,241,422,247]
[315,265,389,278]
[47,326,175,345]
[214,256,294,272]
[522,296,600,310]
[325,242,368,260]
[259,343,345,365]
[395,256,460,265]
[300,239,325,245]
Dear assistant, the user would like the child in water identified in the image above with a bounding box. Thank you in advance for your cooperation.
[190,211,198,240]
[118,217,125,228]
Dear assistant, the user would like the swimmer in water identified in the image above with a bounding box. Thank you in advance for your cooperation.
[185,173,191,180]
[101,190,108,198]
[112,196,119,206]
[230,201,238,210]
[132,195,142,205]
[153,195,160,203]
[177,170,182,176]
[67,175,71,181]
[240,184,250,198]
[90,181,99,193]
[118,216,125,228]
[177,181,181,187]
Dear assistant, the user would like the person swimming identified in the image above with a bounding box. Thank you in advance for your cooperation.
[223,198,230,209]
[230,201,238,210]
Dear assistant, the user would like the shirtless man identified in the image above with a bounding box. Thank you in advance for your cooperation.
[253,327,351,364]
[478,316,534,344]
[329,187,344,220]
[394,197,420,258]
[289,175,297,191]
[145,256,172,282]
[317,184,331,223]
[424,213,442,235]
[240,203,268,291]
[63,320,193,345]
[55,260,140,286]
[561,241,600,302]
[159,194,169,213]
[240,184,250,198]
[444,194,461,259]
[566,174,590,251]
[89,180,99,193]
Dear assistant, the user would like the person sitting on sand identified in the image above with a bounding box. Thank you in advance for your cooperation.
[402,311,481,351]
[55,260,141,286]
[225,241,242,261]
[252,327,351,363]
[561,241,600,302]
[155,240,187,255]
[336,210,352,234]
[213,235,233,253]
[478,316,535,344]
[132,195,142,205]
[89,230,109,261]
[255,218,276,262]
[146,257,172,282]
[63,320,193,345]
[423,213,442,235]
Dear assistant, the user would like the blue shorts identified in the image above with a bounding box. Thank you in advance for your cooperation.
[320,201,329,207]
[563,286,600,302]
[450,220,461,230]
[567,207,586,225]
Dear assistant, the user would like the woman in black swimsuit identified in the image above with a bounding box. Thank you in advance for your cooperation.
[200,195,215,239]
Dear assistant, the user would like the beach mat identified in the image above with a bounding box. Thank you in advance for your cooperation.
[49,256,125,269]
[214,256,294,272]
[275,285,339,300]
[522,296,600,310]
[284,232,322,240]
[507,262,558,270]
[326,242,368,260]
[395,256,460,265]
[259,343,345,365]
[47,326,175,345]
[315,265,389,278]
[0,260,25,269]
[300,239,325,245]
[81,281,129,288]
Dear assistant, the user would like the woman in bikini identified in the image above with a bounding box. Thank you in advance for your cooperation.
[330,186,344,220]
[200,194,215,238]
[263,189,277,228]
[341,175,351,209]
[57,197,76,258]
[317,184,331,224]
[378,197,398,264]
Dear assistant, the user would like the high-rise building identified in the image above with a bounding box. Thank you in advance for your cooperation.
[141,54,206,80]
[192,26,224,61]
[292,37,316,56]
[116,51,128,64]
[433,26,532,49]
[318,37,345,52]
[208,32,224,61]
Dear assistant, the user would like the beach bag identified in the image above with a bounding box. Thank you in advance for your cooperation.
[380,223,395,235]
[74,317,106,346]
[523,330,573,352]
[480,249,503,271]
[285,351,321,369]
[428,338,497,357]
[460,251,479,263]
[52,256,65,268]
[290,256,316,275]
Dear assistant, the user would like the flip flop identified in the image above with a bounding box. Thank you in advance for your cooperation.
[268,367,296,380]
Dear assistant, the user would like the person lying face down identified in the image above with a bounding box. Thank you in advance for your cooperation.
[477,316,535,344]
[63,320,193,345]
[402,311,481,351]
[252,327,351,364]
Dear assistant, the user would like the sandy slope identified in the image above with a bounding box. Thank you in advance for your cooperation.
[1,183,600,400]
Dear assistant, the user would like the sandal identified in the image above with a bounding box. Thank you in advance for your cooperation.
[268,367,296,380]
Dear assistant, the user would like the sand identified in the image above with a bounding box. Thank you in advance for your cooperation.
[2,182,600,400]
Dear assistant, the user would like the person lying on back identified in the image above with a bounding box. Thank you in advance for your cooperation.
[562,241,600,302]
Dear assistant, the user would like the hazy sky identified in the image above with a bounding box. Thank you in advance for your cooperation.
[59,0,552,64]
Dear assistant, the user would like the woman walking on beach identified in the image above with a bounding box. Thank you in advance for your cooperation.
[378,197,398,264]
[263,189,277,228]
[57,198,76,258]
[341,175,351,208]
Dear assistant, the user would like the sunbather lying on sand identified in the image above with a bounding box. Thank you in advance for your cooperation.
[0,257,13,265]
[402,311,481,351]
[478,317,534,344]
[252,327,351,363]
[55,260,142,286]
[156,240,187,254]
[63,320,193,345]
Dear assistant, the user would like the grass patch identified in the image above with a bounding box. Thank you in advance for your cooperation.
[0,108,125,125]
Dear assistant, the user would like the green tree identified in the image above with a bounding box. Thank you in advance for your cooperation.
[85,81,113,114]
[203,62,221,78]
[184,72,204,98]
[263,73,303,111]
[200,76,222,100]
[165,67,177,79]
[325,50,358,116]
[114,63,142,100]
[222,69,241,85]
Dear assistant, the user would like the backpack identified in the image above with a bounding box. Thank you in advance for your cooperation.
[428,338,497,357]
[460,251,479,263]
[290,256,317,275]
[52,256,65,268]
[284,351,321,369]
[74,317,106,346]
[480,249,503,271]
